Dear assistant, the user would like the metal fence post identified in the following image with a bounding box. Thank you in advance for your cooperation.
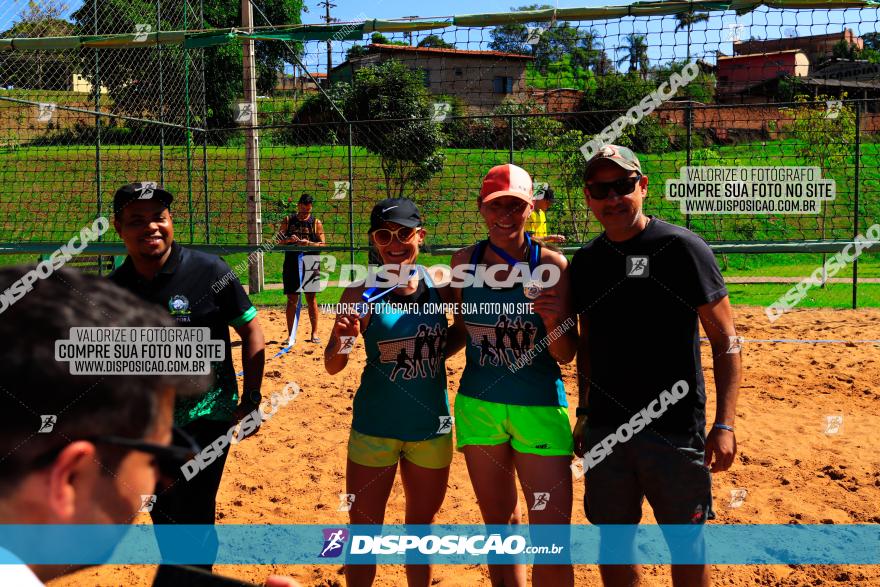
[157,0,165,186]
[685,102,692,230]
[348,122,355,266]
[242,0,264,292]
[508,114,514,164]
[93,0,103,273]
[852,100,861,309]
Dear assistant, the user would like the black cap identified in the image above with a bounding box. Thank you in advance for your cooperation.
[298,193,314,205]
[369,198,422,231]
[113,182,173,216]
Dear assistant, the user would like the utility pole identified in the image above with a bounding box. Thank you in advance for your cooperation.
[318,0,337,84]
[242,0,264,292]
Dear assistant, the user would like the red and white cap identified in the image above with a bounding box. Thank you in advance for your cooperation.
[480,164,533,204]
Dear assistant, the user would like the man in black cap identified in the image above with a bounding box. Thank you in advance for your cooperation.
[110,182,266,572]
[278,193,326,344]
[570,146,741,587]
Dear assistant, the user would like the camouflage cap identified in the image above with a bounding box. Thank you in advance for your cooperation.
[584,144,642,180]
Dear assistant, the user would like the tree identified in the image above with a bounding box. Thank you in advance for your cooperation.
[579,72,669,153]
[0,1,75,91]
[616,33,649,78]
[72,0,304,133]
[417,34,454,49]
[345,60,445,198]
[488,4,551,55]
[674,10,709,61]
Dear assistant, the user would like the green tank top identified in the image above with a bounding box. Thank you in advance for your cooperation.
[458,241,567,407]
[352,268,451,441]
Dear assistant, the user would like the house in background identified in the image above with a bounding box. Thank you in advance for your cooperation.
[733,28,863,66]
[715,28,875,103]
[329,44,534,113]
[276,71,325,92]
[716,49,809,102]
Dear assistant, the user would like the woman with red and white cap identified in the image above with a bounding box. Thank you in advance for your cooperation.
[449,164,578,587]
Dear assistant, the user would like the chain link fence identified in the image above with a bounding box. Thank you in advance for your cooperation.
[1,2,878,272]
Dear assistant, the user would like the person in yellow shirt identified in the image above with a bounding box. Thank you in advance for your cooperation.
[526,187,566,243]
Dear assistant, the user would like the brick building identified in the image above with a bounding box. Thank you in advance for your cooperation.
[329,44,534,113]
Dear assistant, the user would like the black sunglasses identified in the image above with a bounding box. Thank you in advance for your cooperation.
[586,173,643,200]
[26,426,201,480]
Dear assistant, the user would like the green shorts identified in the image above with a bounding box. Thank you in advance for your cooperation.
[347,429,453,469]
[454,394,573,456]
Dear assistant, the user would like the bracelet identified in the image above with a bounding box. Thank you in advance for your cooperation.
[713,423,735,433]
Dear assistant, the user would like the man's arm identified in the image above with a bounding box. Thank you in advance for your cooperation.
[233,317,266,421]
[698,295,742,472]
[314,219,326,245]
[573,312,590,456]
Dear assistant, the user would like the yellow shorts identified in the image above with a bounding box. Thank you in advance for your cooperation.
[347,429,453,469]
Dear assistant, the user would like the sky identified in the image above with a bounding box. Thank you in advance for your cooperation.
[1,0,876,74]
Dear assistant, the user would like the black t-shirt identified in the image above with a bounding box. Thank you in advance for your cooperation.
[570,217,728,433]
[109,241,257,426]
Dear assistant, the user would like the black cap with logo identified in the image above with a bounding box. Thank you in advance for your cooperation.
[369,198,422,231]
[113,182,174,216]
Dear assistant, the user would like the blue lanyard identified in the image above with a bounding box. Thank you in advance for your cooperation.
[362,265,420,304]
[486,233,539,271]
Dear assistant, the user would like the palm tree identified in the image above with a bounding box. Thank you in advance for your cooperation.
[616,33,649,78]
[675,11,709,61]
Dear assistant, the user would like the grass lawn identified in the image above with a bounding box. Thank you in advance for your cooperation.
[2,137,879,307]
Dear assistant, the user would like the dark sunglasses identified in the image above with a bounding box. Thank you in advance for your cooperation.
[586,173,642,200]
[26,426,201,480]
[372,226,418,246]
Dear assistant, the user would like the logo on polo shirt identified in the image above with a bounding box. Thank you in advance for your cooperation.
[626,256,649,278]
[168,295,191,321]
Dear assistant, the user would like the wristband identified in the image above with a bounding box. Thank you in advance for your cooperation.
[244,390,262,404]
[575,407,589,417]
[713,422,734,433]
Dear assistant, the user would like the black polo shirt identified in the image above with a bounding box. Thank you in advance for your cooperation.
[110,241,257,426]
[570,217,728,434]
